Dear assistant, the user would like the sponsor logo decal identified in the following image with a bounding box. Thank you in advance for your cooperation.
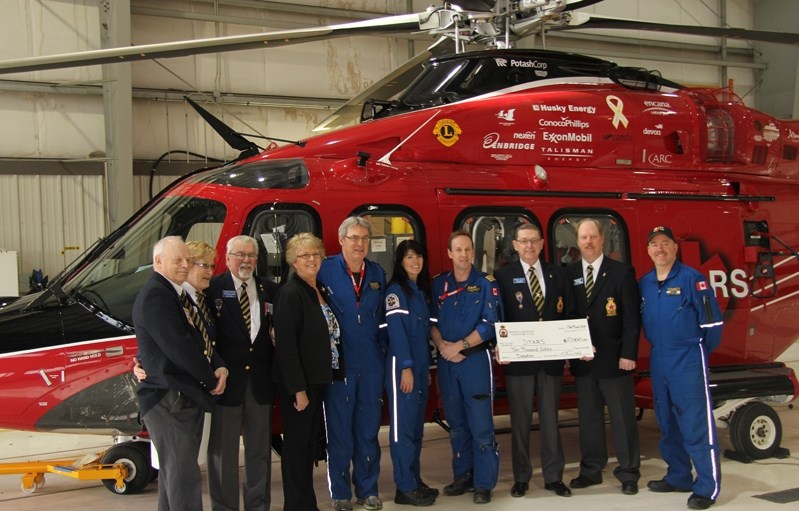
[539,117,590,129]
[606,95,629,129]
[496,109,516,122]
[483,132,536,151]
[533,104,597,115]
[434,118,462,147]
[543,132,592,143]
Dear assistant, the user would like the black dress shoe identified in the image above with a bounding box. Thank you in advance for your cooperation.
[647,479,691,493]
[395,489,435,507]
[473,488,491,504]
[443,472,474,496]
[570,475,601,489]
[622,482,639,495]
[544,481,572,497]
[510,482,529,498]
[687,493,716,510]
[416,481,439,498]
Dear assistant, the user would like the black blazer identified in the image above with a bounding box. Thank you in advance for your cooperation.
[273,274,335,395]
[208,271,280,406]
[566,257,641,379]
[133,272,218,415]
[494,259,568,376]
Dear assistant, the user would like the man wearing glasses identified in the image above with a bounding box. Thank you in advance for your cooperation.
[493,223,572,498]
[207,235,280,511]
[318,217,387,511]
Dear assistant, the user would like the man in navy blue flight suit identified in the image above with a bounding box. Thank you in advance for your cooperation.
[318,216,387,511]
[430,230,500,505]
[639,226,723,510]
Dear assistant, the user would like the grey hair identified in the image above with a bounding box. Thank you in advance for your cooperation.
[226,235,259,255]
[152,235,184,262]
[575,218,605,238]
[338,216,372,239]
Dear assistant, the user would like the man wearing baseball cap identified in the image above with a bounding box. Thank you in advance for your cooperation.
[638,226,724,510]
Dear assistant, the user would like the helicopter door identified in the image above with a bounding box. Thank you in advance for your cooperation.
[244,204,322,284]
[454,208,539,274]
[350,207,425,275]
[550,211,631,267]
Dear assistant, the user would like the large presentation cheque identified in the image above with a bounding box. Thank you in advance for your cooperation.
[494,318,593,363]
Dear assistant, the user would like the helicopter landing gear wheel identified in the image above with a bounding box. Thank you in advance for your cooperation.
[101,442,152,494]
[730,402,782,460]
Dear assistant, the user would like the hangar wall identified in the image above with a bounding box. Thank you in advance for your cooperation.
[0,0,770,292]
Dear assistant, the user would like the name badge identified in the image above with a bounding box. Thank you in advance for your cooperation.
[512,277,526,284]
[573,278,584,286]
[222,289,238,298]
[666,287,681,295]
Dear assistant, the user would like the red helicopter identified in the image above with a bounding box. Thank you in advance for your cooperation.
[1,0,798,495]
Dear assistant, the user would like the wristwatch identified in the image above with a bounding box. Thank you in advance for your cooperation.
[461,339,470,350]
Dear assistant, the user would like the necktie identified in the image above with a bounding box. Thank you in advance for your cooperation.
[585,264,594,300]
[240,282,252,333]
[528,266,544,315]
[182,291,212,360]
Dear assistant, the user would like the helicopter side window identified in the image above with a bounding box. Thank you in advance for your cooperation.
[455,209,539,274]
[349,207,425,277]
[551,212,630,266]
[244,205,321,284]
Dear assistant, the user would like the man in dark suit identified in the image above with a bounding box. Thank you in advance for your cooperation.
[207,235,280,511]
[493,223,571,498]
[566,218,641,495]
[134,236,226,511]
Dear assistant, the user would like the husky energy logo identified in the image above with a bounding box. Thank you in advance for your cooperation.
[434,118,462,147]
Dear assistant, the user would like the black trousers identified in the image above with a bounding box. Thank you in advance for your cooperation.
[280,384,326,511]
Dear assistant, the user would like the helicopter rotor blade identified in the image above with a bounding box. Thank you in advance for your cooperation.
[557,12,799,45]
[312,37,455,132]
[184,96,260,158]
[0,13,425,75]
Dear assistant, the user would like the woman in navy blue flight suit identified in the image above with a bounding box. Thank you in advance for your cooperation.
[385,240,439,507]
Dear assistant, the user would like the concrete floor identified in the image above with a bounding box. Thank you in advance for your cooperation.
[2,345,798,510]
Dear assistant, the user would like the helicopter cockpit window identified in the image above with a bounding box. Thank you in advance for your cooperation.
[245,205,321,284]
[552,213,629,266]
[64,197,227,325]
[456,210,538,275]
[198,159,309,189]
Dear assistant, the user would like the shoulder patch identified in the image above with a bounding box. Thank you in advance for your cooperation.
[386,293,400,310]
[484,274,496,282]
[696,280,709,291]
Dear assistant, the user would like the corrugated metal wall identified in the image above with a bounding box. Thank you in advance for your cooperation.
[0,171,182,294]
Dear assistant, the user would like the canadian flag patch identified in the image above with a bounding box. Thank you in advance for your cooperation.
[696,281,708,291]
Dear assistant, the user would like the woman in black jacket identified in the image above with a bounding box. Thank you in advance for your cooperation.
[273,233,341,511]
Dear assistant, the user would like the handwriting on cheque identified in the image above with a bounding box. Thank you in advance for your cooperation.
[494,319,593,362]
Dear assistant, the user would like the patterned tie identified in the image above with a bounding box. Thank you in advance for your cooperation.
[585,264,594,301]
[240,282,252,333]
[527,266,544,315]
[182,291,212,360]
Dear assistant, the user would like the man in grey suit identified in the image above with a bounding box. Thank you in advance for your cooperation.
[207,235,280,511]
[493,223,571,498]
[134,236,226,511]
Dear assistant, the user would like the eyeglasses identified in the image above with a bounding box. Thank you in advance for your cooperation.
[297,253,322,261]
[229,252,258,260]
[515,238,543,245]
[344,235,370,243]
[193,262,216,271]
